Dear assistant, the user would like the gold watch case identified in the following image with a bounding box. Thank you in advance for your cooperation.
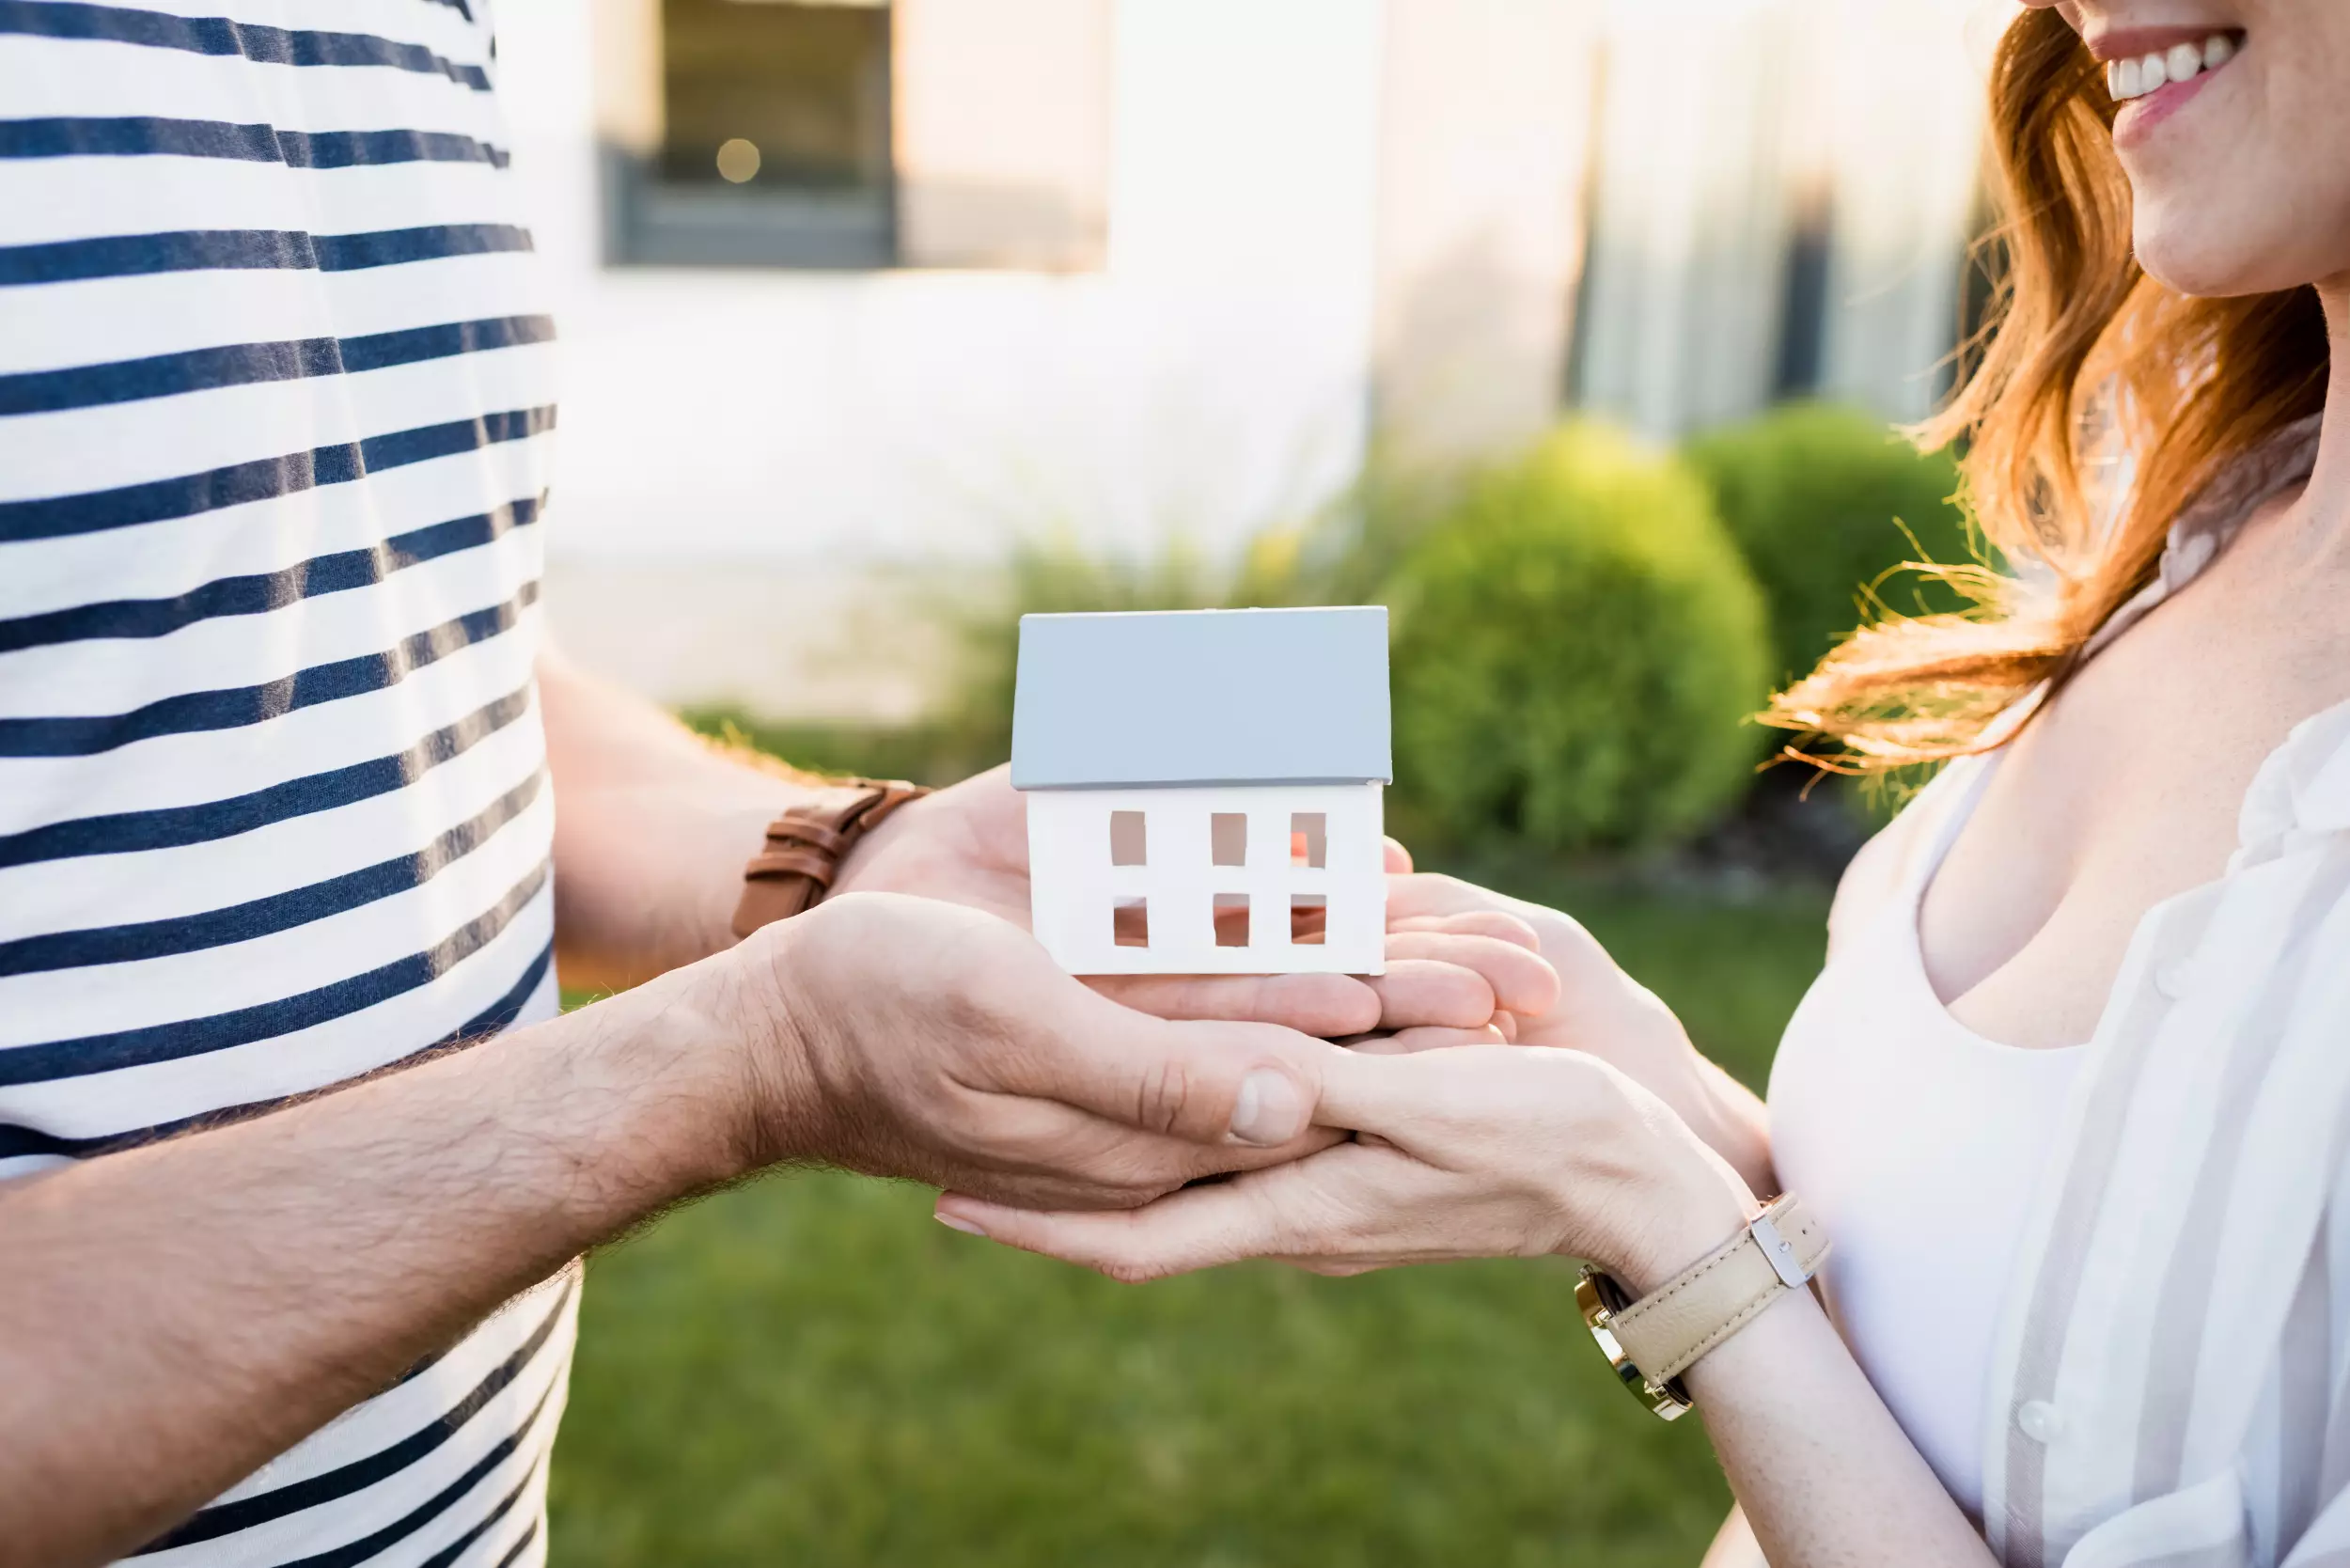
[1574,1265,1696,1421]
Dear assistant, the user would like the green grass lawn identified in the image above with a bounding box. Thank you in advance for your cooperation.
[548,867,1826,1566]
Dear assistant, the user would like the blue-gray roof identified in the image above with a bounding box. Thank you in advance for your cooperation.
[1010,606,1392,789]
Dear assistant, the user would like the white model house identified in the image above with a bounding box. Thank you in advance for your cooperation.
[1012,606,1391,976]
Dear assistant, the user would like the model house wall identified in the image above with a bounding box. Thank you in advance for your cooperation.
[1026,783,1385,975]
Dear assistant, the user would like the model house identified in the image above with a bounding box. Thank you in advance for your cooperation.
[1011,605,1391,976]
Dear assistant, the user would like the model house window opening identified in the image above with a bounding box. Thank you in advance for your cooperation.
[1109,809,1147,867]
[1213,892,1251,949]
[1291,893,1327,945]
[1290,812,1326,869]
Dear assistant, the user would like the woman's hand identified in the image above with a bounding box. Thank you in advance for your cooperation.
[934,1043,1755,1294]
[1380,859,1774,1194]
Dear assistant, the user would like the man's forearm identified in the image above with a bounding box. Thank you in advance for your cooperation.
[539,649,831,993]
[0,962,747,1568]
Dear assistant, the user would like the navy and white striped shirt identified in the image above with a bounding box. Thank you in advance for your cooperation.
[2,2,572,1561]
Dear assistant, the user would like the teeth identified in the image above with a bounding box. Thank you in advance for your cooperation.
[2108,33,2238,102]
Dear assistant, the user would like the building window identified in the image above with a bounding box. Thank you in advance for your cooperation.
[599,0,1113,272]
[608,0,897,270]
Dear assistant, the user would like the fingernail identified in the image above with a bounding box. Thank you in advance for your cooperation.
[1229,1069,1307,1146]
[935,1211,989,1238]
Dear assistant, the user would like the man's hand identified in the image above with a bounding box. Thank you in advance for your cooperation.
[836,767,1557,1041]
[541,659,1551,1042]
[0,888,1350,1567]
[734,891,1345,1210]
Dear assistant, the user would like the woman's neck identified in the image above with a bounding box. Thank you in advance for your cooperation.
[2293,281,2350,565]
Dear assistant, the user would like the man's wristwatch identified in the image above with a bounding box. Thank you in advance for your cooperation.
[1574,1194,1829,1420]
[729,778,932,939]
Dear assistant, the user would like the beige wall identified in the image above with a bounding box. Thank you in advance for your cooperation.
[1368,0,1599,466]
[589,0,661,155]
[1571,0,1987,439]
[894,0,1114,270]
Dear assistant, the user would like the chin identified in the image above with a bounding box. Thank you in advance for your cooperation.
[2134,211,2309,299]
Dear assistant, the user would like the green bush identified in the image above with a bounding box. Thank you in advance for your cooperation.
[1387,421,1771,852]
[1683,402,1974,687]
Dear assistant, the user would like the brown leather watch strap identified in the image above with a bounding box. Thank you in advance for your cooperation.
[729,779,931,939]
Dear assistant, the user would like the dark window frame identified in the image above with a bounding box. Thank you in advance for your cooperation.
[604,0,899,271]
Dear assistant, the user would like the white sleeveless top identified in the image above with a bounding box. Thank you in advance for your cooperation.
[1769,751,2086,1520]
[1769,413,2334,1545]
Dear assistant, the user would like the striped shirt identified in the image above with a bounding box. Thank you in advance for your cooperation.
[1837,418,2350,1567]
[1,2,572,1563]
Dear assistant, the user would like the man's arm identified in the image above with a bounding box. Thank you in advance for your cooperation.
[539,650,1557,1036]
[539,646,826,991]
[0,895,1340,1568]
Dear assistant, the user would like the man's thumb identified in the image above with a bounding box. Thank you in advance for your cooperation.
[1055,1009,1324,1148]
[1226,1064,1311,1146]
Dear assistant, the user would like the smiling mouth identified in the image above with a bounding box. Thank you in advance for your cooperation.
[2107,32,2244,102]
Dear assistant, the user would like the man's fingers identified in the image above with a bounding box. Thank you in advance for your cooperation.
[1088,972,1381,1038]
[1002,983,1350,1151]
[957,1090,1355,1204]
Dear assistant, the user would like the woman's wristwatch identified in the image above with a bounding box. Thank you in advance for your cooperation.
[1574,1194,1829,1420]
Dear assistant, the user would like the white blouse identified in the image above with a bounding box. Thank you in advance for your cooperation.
[1770,415,2350,1567]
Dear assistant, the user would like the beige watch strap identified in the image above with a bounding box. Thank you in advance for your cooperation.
[1607,1195,1830,1385]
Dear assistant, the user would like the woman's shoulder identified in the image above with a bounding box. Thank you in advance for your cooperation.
[1823,760,1986,960]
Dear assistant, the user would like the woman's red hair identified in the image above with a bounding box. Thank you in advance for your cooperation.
[1765,9,2328,770]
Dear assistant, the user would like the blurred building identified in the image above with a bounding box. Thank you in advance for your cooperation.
[493,0,1998,718]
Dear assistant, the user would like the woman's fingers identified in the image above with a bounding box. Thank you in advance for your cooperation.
[1379,931,1560,1017]
[1346,1025,1503,1055]
[1360,959,1495,1029]
[938,1142,1495,1281]
[1383,871,1501,921]
[1308,1043,1601,1148]
[1383,837,1415,873]
[1388,910,1542,947]
[938,1168,1311,1281]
